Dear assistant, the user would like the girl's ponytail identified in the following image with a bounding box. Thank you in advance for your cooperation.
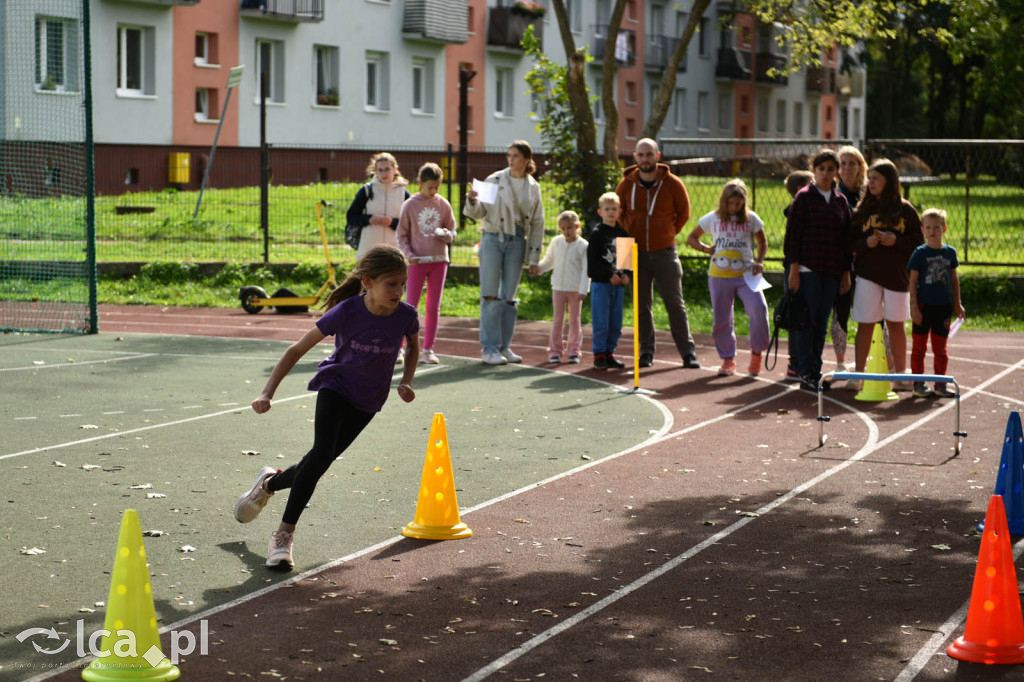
[323,245,408,310]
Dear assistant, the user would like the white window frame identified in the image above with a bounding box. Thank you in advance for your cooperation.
[757,96,769,132]
[566,0,582,32]
[255,38,285,104]
[365,51,389,111]
[593,76,603,122]
[697,91,709,130]
[117,24,152,97]
[673,88,686,130]
[698,17,709,57]
[776,99,787,133]
[314,44,339,106]
[495,66,514,117]
[411,57,435,114]
[718,92,731,130]
[36,16,76,92]
[793,101,803,135]
[195,88,214,122]
[809,101,820,136]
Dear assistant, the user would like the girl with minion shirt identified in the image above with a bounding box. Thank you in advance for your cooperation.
[686,179,769,376]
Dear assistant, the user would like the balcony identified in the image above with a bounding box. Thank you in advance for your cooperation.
[403,0,468,44]
[645,34,687,72]
[715,47,750,80]
[487,6,544,51]
[240,0,323,23]
[590,26,636,67]
[754,52,787,85]
[806,66,837,94]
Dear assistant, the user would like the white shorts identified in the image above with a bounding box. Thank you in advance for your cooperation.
[851,277,910,323]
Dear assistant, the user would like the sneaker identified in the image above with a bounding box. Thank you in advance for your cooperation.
[567,355,580,364]
[748,354,762,376]
[893,380,914,392]
[844,379,862,392]
[548,355,562,364]
[266,529,294,569]
[835,362,848,374]
[482,351,507,365]
[421,349,439,364]
[593,354,609,370]
[683,354,701,369]
[605,355,625,369]
[396,347,405,365]
[639,353,654,368]
[500,348,522,363]
[717,358,737,376]
[785,366,801,382]
[934,383,956,398]
[234,467,277,524]
[913,381,935,398]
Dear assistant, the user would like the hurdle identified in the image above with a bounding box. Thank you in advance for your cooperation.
[815,372,967,454]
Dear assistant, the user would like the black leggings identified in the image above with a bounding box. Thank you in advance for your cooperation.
[267,389,375,525]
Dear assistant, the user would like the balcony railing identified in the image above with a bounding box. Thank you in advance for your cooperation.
[590,25,636,67]
[806,66,838,94]
[240,0,323,23]
[403,0,468,44]
[754,52,787,85]
[644,34,687,71]
[715,47,750,80]
[487,6,544,51]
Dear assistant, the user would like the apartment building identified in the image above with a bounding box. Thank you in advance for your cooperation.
[6,0,866,194]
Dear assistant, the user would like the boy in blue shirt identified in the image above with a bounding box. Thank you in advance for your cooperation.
[587,193,632,370]
[907,208,965,398]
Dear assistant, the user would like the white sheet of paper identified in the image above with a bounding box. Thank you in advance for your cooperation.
[472,179,498,205]
[743,270,772,292]
[615,237,635,270]
[948,316,964,338]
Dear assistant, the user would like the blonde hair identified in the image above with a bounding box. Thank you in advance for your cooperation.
[365,152,403,180]
[920,208,948,227]
[323,245,408,310]
[557,210,580,226]
[716,179,749,223]
[837,145,867,190]
[598,192,620,207]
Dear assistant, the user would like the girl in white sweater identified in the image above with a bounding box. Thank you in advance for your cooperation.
[531,211,590,364]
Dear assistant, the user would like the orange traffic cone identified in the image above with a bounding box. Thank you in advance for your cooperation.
[855,324,898,402]
[947,495,1024,664]
[83,510,180,681]
[402,413,472,541]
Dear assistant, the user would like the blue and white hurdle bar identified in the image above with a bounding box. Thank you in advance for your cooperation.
[815,372,967,454]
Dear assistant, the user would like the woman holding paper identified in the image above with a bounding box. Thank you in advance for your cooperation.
[464,140,545,365]
[686,179,769,376]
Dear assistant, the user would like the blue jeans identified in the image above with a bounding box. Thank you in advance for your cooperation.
[478,231,526,353]
[590,282,624,354]
[795,271,839,381]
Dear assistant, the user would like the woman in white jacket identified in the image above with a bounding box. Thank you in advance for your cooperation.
[346,152,411,261]
[464,141,545,365]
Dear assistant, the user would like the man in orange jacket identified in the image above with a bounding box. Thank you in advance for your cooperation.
[615,138,700,369]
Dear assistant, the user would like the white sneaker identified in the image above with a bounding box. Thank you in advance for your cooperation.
[835,363,848,374]
[482,351,507,365]
[395,347,405,365]
[266,530,294,569]
[234,467,277,523]
[421,349,439,364]
[500,348,522,363]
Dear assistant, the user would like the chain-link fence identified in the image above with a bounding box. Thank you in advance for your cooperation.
[10,139,1022,270]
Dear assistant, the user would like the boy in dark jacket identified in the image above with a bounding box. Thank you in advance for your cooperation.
[587,193,632,370]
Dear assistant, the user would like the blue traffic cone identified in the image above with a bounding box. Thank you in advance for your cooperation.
[978,412,1024,534]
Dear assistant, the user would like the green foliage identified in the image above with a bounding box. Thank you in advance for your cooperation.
[138,261,198,284]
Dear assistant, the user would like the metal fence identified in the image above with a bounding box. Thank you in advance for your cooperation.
[67,139,1024,268]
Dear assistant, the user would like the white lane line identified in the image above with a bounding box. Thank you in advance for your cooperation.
[0,353,158,371]
[14,416,37,421]
[102,411,125,415]
[892,539,1024,682]
[461,360,1024,682]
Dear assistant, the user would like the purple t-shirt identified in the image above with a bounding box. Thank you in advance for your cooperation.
[307,295,419,413]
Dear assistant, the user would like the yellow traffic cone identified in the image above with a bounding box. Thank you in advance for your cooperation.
[402,413,472,540]
[82,510,180,681]
[855,324,898,402]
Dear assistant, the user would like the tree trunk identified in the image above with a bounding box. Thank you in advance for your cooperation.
[601,0,629,163]
[639,0,712,140]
